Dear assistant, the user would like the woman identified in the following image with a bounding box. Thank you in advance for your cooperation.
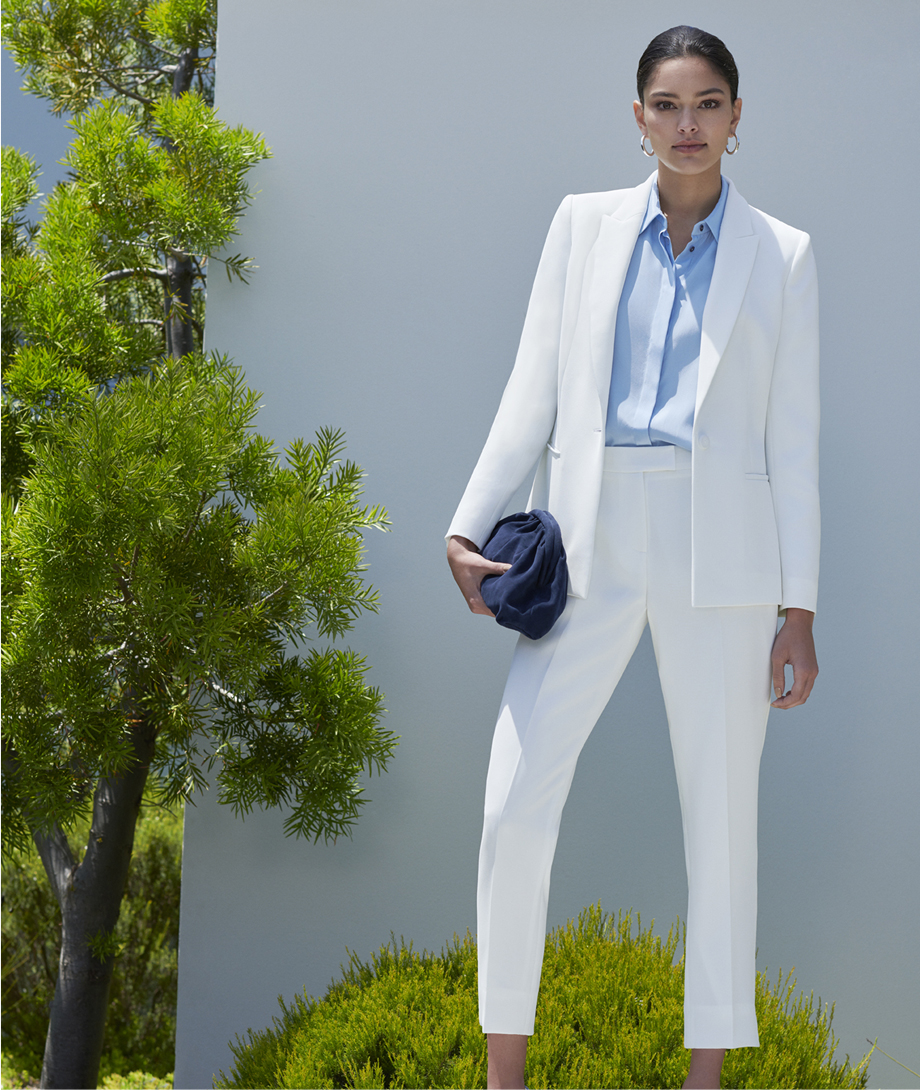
[446,25,819,1090]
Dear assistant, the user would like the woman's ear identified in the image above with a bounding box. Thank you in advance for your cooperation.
[731,96,742,133]
[633,98,647,135]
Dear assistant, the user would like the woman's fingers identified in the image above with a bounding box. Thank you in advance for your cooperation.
[771,664,817,708]
[772,660,786,703]
[467,560,512,615]
[461,557,512,615]
[770,615,818,709]
[447,536,511,616]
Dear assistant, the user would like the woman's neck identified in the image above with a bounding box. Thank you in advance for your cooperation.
[656,161,723,225]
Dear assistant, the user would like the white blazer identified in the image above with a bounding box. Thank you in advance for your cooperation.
[447,173,819,613]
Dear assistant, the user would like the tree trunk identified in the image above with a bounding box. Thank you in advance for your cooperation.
[164,249,195,359]
[163,44,200,360]
[35,717,156,1089]
[172,45,198,98]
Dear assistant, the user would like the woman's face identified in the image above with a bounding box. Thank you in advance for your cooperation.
[633,56,742,178]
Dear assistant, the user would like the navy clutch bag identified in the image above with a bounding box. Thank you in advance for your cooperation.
[480,509,569,640]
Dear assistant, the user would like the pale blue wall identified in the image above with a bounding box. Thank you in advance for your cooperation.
[2,47,72,215]
[176,3,920,1087]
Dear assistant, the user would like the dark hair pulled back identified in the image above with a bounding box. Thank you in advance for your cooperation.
[637,26,739,104]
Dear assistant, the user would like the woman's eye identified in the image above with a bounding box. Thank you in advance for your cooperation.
[655,101,675,109]
[700,99,721,109]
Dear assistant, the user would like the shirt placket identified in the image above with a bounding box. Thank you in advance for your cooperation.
[634,227,676,443]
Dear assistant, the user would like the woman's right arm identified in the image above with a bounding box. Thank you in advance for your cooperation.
[445,194,575,554]
[445,195,574,615]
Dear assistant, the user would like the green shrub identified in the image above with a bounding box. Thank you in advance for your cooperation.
[216,904,871,1090]
[1,803,182,1082]
[0,1051,37,1089]
[98,1072,173,1089]
[0,1052,173,1090]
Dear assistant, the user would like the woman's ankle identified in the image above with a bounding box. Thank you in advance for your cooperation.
[486,1032,528,1089]
[682,1046,726,1089]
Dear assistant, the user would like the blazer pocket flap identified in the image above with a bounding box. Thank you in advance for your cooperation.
[745,472,770,481]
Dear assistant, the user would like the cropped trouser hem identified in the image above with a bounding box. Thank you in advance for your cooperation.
[477,445,776,1048]
[479,986,540,1037]
[683,1003,760,1049]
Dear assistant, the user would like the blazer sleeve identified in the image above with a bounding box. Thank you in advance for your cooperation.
[765,230,820,613]
[446,194,574,548]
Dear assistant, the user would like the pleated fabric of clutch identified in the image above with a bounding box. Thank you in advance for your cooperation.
[480,509,569,640]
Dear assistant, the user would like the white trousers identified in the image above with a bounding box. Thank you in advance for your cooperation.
[477,445,778,1048]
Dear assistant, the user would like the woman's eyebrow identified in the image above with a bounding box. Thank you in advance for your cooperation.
[649,87,726,98]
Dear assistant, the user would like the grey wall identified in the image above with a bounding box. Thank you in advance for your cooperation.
[176,3,920,1087]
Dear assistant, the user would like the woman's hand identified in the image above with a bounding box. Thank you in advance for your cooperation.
[447,535,511,616]
[770,608,818,708]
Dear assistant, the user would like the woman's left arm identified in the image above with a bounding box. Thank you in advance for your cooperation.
[765,230,821,617]
[766,230,821,708]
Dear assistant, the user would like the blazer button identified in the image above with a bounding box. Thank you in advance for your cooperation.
[697,433,710,450]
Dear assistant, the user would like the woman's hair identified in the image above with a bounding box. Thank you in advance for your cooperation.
[637,26,739,103]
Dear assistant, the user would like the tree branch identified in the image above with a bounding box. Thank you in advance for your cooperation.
[114,562,135,606]
[99,267,168,285]
[180,491,209,547]
[201,676,246,706]
[32,822,77,908]
[98,641,128,662]
[56,40,158,106]
[253,582,289,611]
[126,34,182,62]
[99,74,157,106]
[74,63,162,76]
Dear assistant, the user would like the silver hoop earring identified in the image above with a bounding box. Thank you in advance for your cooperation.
[726,133,740,154]
[640,135,655,157]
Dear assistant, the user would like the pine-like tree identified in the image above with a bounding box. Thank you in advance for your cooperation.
[2,5,397,1086]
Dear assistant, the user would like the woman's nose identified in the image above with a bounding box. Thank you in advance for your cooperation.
[677,110,698,133]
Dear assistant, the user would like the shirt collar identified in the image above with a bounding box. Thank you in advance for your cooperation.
[641,176,729,240]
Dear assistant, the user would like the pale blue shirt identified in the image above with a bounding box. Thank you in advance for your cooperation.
[605,178,728,449]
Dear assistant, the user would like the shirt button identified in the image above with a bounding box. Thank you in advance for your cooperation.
[698,433,710,450]
[689,245,695,251]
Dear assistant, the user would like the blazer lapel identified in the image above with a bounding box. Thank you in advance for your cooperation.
[588,174,655,405]
[696,181,759,413]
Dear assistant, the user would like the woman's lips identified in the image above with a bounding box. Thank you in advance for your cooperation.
[674,143,705,153]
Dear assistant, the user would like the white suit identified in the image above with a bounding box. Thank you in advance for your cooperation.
[447,172,819,612]
[447,173,820,1049]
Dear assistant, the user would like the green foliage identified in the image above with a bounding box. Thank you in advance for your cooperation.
[216,905,872,1090]
[143,0,214,54]
[99,1073,174,1089]
[1,95,269,490]
[88,927,127,963]
[58,94,269,275]
[0,147,38,256]
[2,0,268,498]
[2,353,395,853]
[3,7,392,1085]
[1,804,183,1080]
[0,1052,37,1090]
[1,1063,172,1090]
[1,0,217,115]
[0,147,41,489]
